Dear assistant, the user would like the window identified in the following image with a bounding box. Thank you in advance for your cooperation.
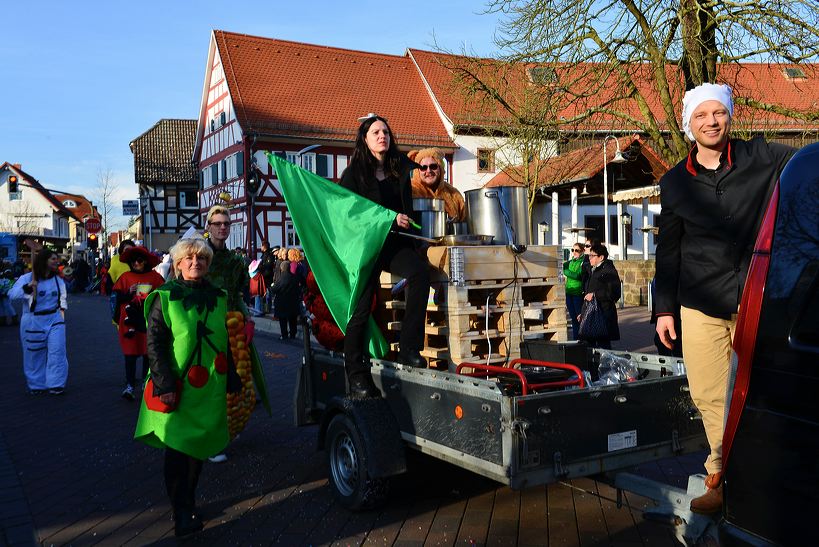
[181,191,198,208]
[336,155,348,178]
[528,66,557,85]
[301,153,316,173]
[477,149,495,173]
[784,67,807,79]
[62,200,77,208]
[220,160,227,182]
[210,164,218,186]
[285,220,301,247]
[316,154,332,178]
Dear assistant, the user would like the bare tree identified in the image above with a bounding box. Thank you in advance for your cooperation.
[449,0,819,165]
[94,168,117,257]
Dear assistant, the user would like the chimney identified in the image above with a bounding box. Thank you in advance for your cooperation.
[12,163,21,169]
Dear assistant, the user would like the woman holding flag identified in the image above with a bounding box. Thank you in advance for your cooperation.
[338,114,430,398]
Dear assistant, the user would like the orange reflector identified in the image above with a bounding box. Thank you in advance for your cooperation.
[454,405,464,420]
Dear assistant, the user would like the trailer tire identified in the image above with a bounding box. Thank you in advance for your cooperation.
[326,413,389,510]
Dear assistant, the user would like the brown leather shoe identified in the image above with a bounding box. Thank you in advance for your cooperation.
[690,473,723,514]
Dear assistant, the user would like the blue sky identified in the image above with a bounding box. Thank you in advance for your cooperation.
[0,1,503,229]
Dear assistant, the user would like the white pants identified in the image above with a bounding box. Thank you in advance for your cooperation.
[20,311,69,390]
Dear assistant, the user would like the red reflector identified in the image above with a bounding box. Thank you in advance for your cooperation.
[723,184,779,468]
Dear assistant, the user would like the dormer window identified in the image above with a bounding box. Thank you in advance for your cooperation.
[784,67,807,79]
[528,66,557,85]
[62,199,77,208]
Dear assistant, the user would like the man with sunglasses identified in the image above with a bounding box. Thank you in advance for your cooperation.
[409,148,466,222]
[654,83,795,514]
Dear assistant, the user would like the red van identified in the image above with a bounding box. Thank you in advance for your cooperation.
[720,142,819,544]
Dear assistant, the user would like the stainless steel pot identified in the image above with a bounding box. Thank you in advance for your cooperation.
[465,187,530,245]
[412,198,446,239]
[447,221,468,235]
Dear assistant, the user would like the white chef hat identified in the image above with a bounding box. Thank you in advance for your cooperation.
[682,83,734,140]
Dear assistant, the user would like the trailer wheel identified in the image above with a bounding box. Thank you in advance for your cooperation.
[326,413,389,510]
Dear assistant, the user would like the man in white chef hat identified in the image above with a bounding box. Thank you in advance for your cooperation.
[654,83,795,514]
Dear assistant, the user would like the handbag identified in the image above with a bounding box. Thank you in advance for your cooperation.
[578,297,609,340]
[249,273,267,297]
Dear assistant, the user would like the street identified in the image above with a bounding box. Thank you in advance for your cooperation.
[0,293,698,546]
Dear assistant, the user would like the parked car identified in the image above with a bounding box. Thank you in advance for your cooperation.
[720,142,819,545]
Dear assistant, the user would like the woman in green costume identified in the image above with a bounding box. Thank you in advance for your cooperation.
[134,237,239,537]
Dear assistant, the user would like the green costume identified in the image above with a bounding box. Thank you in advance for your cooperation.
[134,280,230,460]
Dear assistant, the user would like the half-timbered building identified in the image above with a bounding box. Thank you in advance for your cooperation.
[192,31,456,256]
[130,119,199,252]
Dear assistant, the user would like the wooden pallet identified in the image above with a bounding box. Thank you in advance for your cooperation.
[376,245,567,370]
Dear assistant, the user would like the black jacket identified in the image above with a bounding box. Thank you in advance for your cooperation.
[270,268,302,318]
[339,154,420,225]
[655,138,794,317]
[585,259,621,341]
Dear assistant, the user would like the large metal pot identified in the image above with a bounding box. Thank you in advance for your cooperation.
[412,198,446,239]
[465,186,530,245]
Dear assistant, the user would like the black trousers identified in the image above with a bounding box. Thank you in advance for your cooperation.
[124,354,148,386]
[164,448,203,515]
[344,244,429,377]
[279,316,298,338]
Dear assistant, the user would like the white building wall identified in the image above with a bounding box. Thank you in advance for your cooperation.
[0,171,62,236]
[201,50,242,163]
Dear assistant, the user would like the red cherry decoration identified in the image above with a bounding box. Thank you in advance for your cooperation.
[214,353,227,374]
[187,365,209,388]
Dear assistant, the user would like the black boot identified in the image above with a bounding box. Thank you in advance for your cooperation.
[398,349,426,368]
[174,511,204,537]
[347,372,381,399]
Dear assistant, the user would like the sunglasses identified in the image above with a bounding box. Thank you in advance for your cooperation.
[133,257,146,263]
[418,164,439,172]
[572,248,582,253]
[584,244,591,248]
[209,221,231,228]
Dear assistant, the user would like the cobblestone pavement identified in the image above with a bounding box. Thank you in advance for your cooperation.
[0,293,701,546]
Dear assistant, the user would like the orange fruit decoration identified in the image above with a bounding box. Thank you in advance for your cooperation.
[225,311,256,438]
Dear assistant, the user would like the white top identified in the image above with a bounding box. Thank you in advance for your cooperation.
[9,273,68,314]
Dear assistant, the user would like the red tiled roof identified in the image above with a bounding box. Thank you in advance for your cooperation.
[0,162,78,221]
[53,192,100,221]
[409,49,819,132]
[486,135,670,188]
[214,31,454,149]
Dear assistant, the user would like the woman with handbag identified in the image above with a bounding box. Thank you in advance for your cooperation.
[578,243,621,349]
[134,238,240,537]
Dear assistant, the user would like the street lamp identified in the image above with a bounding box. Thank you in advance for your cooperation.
[602,136,627,249]
[295,144,321,170]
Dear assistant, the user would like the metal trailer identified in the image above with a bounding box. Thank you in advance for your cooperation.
[294,336,707,515]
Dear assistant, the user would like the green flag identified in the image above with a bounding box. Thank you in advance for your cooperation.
[266,153,393,358]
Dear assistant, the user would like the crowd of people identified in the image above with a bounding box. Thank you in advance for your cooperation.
[4,84,796,529]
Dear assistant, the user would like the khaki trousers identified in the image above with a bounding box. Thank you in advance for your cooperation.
[680,306,737,475]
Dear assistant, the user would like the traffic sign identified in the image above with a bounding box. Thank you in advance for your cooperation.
[122,199,140,216]
[85,217,102,234]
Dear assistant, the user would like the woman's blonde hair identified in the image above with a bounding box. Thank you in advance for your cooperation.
[206,205,230,224]
[169,238,213,277]
[287,248,302,262]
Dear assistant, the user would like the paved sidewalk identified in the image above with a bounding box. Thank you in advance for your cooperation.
[0,296,697,546]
